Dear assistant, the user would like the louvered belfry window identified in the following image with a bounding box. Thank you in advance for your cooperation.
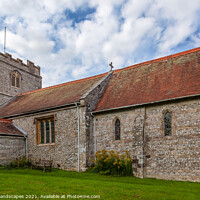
[115,118,121,140]
[164,111,172,136]
[37,116,55,144]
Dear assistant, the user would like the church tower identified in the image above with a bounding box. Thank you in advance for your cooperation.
[0,52,42,105]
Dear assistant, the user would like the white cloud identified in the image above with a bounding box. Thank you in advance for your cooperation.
[0,0,199,87]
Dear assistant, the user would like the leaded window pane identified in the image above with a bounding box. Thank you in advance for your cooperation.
[41,121,44,144]
[37,117,55,145]
[46,120,50,143]
[115,119,120,140]
[12,74,15,86]
[16,77,20,87]
[51,120,55,143]
[164,112,171,136]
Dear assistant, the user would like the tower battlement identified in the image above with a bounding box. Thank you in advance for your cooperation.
[0,52,41,77]
[0,51,42,105]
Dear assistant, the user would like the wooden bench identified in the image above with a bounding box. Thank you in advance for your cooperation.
[31,159,53,172]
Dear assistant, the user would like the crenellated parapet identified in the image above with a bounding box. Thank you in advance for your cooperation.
[0,51,42,105]
[0,52,41,77]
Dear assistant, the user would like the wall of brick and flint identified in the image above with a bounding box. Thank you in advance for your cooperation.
[0,136,25,166]
[0,52,42,105]
[94,98,200,182]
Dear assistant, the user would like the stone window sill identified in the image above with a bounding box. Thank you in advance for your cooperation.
[37,143,56,147]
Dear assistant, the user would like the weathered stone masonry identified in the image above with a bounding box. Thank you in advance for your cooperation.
[0,52,42,105]
[145,98,200,182]
[0,136,26,166]
[84,72,113,167]
[94,108,145,178]
[10,74,112,171]
[12,107,86,171]
[94,98,200,182]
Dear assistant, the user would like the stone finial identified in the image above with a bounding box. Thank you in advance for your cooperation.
[109,62,114,71]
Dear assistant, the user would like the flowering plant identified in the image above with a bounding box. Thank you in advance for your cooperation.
[91,149,133,176]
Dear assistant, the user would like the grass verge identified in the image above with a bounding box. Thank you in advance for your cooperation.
[0,168,199,200]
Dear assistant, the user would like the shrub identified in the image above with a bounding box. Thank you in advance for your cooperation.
[91,150,133,176]
[8,156,31,169]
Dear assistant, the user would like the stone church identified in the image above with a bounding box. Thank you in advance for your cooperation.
[0,47,199,182]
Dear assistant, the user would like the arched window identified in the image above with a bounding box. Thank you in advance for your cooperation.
[11,71,21,88]
[115,118,120,140]
[164,111,172,136]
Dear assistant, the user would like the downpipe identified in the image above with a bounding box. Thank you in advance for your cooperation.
[76,103,80,172]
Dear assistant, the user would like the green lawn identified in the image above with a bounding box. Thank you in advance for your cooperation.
[0,168,199,200]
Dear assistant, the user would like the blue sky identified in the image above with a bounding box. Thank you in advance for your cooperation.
[0,0,200,87]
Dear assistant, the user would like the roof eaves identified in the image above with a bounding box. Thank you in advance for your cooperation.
[2,102,80,119]
[92,93,200,114]
[0,133,25,137]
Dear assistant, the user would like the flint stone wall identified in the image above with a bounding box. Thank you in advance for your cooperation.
[84,72,112,166]
[12,106,87,171]
[0,136,25,166]
[94,108,145,178]
[0,53,42,105]
[145,98,200,182]
[94,98,200,182]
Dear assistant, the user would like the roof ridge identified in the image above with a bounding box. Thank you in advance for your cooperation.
[19,72,108,96]
[114,47,200,74]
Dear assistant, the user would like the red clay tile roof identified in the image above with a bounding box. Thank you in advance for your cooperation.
[0,73,107,118]
[94,47,200,112]
[0,119,24,136]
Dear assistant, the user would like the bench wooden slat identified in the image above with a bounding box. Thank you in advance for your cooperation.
[31,159,52,172]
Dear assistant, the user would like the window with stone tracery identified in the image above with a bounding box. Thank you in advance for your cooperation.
[164,111,172,136]
[11,71,21,88]
[115,118,121,140]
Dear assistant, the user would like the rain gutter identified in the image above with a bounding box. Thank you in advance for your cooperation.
[0,133,24,137]
[91,113,96,156]
[2,102,80,119]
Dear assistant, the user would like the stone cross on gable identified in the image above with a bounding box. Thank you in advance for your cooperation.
[109,62,114,71]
